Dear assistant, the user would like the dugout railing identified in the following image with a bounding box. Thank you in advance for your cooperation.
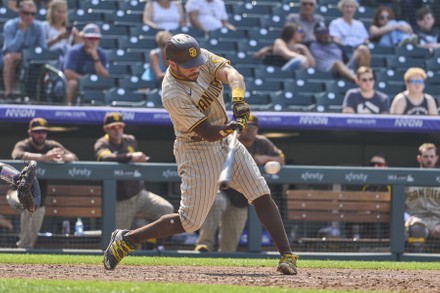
[1,160,439,262]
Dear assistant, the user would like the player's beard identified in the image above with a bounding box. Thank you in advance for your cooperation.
[175,66,200,81]
[31,136,46,147]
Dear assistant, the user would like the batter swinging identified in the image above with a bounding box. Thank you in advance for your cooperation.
[103,34,298,275]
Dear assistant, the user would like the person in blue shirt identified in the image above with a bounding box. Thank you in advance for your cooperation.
[63,23,109,105]
[2,0,46,99]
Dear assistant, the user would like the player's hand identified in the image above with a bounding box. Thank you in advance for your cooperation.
[235,117,247,131]
[232,101,250,120]
[219,121,241,137]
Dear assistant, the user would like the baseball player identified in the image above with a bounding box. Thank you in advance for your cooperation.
[405,143,440,252]
[103,34,298,275]
[1,160,40,212]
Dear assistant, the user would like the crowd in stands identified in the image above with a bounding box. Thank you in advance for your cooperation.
[0,0,439,114]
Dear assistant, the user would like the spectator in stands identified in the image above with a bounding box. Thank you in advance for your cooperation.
[1,0,46,100]
[253,23,315,69]
[342,66,390,114]
[185,0,236,37]
[143,0,185,31]
[195,115,285,252]
[285,0,324,43]
[94,112,174,248]
[142,31,172,81]
[63,23,109,106]
[11,117,78,248]
[413,6,440,52]
[369,6,417,48]
[272,23,316,71]
[42,0,80,58]
[390,67,437,115]
[328,0,371,68]
[309,22,365,83]
[405,143,440,252]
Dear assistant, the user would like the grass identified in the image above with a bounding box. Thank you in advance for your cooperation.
[1,254,440,270]
[0,254,438,292]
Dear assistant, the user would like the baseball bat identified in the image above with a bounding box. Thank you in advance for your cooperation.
[218,129,239,189]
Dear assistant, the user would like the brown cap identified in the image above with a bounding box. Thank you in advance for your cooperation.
[29,118,49,131]
[103,112,125,127]
[248,114,259,126]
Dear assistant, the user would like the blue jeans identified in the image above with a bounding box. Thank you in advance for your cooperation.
[378,20,412,47]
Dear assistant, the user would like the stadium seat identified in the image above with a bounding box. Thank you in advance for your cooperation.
[80,90,106,106]
[247,78,283,95]
[77,75,117,105]
[325,80,357,96]
[254,66,295,82]
[119,0,145,13]
[272,3,299,17]
[236,38,272,55]
[246,27,278,42]
[99,38,118,50]
[107,49,145,65]
[271,91,315,112]
[79,0,118,12]
[315,92,344,113]
[130,64,149,76]
[108,64,131,78]
[170,27,206,39]
[245,93,272,111]
[260,15,285,29]
[229,14,261,29]
[104,10,143,26]
[232,2,274,16]
[202,39,238,55]
[129,25,161,39]
[375,82,405,98]
[223,51,257,66]
[395,45,432,59]
[146,90,163,108]
[105,88,147,107]
[118,37,157,52]
[295,68,334,83]
[386,55,426,71]
[118,76,160,92]
[284,80,326,95]
[375,69,404,84]
[209,28,247,41]
[99,23,129,38]
[68,9,103,25]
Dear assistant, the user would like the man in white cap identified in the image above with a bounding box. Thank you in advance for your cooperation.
[63,23,109,105]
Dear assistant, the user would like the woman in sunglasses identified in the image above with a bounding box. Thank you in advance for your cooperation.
[272,23,316,71]
[369,6,416,48]
[390,67,438,115]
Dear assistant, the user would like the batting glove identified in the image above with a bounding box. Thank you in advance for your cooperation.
[232,101,250,120]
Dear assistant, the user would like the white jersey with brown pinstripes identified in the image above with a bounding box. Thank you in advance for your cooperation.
[162,49,229,139]
[161,48,270,232]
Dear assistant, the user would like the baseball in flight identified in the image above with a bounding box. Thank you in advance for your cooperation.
[264,161,281,174]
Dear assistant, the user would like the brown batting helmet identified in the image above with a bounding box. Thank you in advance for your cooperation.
[165,34,207,68]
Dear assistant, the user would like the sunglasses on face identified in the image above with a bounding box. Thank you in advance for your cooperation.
[296,28,304,34]
[379,15,389,20]
[360,77,374,82]
[108,124,124,131]
[21,11,36,16]
[369,162,385,167]
[408,79,424,85]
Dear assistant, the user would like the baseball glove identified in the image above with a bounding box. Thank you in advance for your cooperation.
[14,161,37,212]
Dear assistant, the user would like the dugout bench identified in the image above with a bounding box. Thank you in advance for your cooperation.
[285,189,391,252]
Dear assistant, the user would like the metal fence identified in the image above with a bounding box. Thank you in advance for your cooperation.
[1,160,439,261]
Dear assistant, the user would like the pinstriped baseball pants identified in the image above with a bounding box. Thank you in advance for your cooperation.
[174,135,270,232]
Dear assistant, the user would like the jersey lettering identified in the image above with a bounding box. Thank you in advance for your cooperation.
[197,80,222,112]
